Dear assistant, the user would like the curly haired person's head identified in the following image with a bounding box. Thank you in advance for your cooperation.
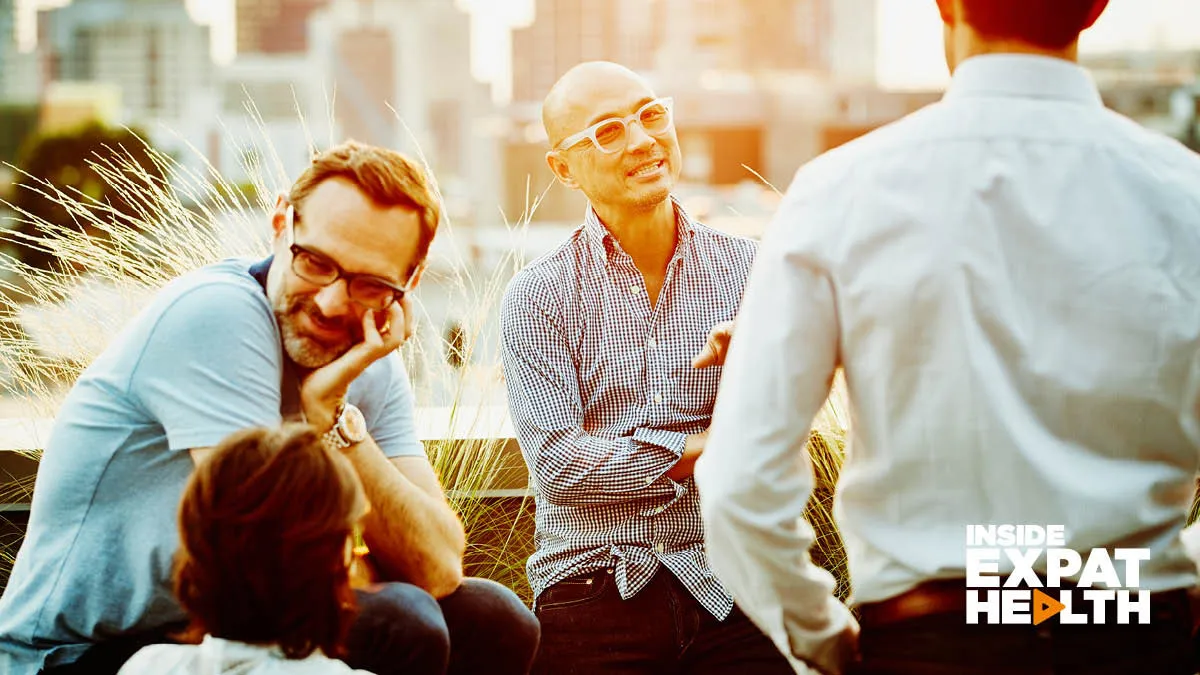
[174,424,367,658]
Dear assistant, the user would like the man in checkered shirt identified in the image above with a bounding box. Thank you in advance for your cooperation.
[500,61,794,674]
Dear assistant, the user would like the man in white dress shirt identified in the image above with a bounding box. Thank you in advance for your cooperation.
[695,0,1200,673]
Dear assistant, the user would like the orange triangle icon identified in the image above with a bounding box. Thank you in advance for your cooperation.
[1032,589,1065,625]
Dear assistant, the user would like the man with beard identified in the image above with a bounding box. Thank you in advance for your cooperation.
[499,62,792,674]
[0,141,539,675]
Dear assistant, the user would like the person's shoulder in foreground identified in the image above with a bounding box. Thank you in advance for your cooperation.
[118,637,375,674]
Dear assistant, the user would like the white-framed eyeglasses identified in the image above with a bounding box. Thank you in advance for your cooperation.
[555,97,675,154]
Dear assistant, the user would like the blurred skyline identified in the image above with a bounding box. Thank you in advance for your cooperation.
[13,0,1200,96]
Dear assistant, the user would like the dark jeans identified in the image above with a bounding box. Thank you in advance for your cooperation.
[531,567,792,675]
[849,596,1194,675]
[42,577,540,675]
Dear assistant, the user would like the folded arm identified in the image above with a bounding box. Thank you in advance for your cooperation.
[500,276,693,506]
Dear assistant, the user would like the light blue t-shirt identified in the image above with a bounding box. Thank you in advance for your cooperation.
[0,259,424,673]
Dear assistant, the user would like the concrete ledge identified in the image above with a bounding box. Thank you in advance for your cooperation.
[0,406,517,451]
[0,406,532,504]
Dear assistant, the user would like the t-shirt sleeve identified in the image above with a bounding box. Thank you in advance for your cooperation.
[129,281,283,451]
[352,352,424,459]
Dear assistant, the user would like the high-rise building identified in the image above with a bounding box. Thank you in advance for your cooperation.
[825,0,877,84]
[39,0,218,176]
[511,0,876,102]
[0,0,40,102]
[44,0,213,121]
[657,0,869,77]
[236,0,328,55]
[510,0,659,104]
[742,0,823,71]
[294,0,496,210]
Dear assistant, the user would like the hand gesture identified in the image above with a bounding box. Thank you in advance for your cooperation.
[691,320,734,369]
[300,296,413,430]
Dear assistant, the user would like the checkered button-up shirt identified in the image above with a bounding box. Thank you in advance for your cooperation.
[500,199,756,619]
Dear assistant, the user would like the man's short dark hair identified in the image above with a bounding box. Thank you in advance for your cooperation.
[962,0,1106,49]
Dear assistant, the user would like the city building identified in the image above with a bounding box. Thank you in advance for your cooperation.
[510,0,875,103]
[39,80,122,132]
[215,52,335,191]
[501,0,885,221]
[0,0,41,103]
[824,0,877,84]
[236,0,327,55]
[511,0,657,104]
[301,0,499,221]
[43,0,213,122]
[40,0,218,174]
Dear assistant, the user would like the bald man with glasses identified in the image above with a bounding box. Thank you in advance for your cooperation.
[499,62,794,674]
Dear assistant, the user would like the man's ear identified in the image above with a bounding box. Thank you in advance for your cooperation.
[270,192,289,238]
[546,151,579,189]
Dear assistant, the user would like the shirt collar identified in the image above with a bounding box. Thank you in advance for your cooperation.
[248,255,273,292]
[199,634,288,662]
[582,196,697,267]
[943,54,1103,107]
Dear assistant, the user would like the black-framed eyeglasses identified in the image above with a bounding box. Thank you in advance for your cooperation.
[285,204,411,311]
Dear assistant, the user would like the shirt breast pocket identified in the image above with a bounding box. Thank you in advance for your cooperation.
[669,363,720,417]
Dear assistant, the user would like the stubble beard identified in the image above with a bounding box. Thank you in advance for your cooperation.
[275,296,357,369]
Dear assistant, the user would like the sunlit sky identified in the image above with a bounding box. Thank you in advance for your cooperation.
[17,0,1200,95]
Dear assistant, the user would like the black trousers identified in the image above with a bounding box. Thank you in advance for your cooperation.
[531,567,792,675]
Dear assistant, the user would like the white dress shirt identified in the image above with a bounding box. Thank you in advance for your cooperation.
[696,54,1200,675]
[117,635,374,675]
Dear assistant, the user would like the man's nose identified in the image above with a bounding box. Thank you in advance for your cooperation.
[313,279,354,318]
[625,122,655,153]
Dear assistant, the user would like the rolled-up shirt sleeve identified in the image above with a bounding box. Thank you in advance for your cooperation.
[695,180,857,675]
[501,272,688,506]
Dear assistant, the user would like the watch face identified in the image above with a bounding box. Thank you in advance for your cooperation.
[339,403,368,444]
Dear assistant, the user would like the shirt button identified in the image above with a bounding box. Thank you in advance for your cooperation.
[652,393,663,404]
[655,542,666,554]
[646,337,657,349]
[629,284,640,295]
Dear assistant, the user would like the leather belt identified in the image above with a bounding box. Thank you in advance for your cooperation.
[856,579,969,627]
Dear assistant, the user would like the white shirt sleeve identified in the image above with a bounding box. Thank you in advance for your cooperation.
[695,177,858,675]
